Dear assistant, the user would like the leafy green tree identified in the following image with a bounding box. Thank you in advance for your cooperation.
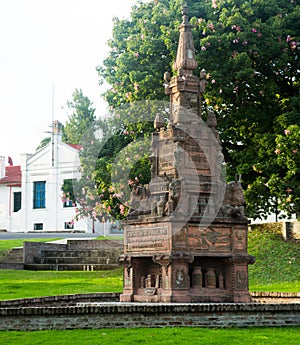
[60,89,99,216]
[271,124,300,218]
[63,89,97,144]
[72,101,165,221]
[195,0,300,219]
[72,122,134,221]
[78,0,299,220]
[36,137,51,151]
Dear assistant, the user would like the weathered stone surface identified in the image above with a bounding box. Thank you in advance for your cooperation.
[119,5,254,304]
[19,240,122,271]
[0,302,299,330]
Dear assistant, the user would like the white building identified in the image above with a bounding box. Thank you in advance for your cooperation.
[0,157,22,231]
[0,120,113,234]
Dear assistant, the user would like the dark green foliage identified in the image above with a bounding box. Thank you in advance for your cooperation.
[36,137,50,151]
[77,0,299,220]
[63,89,97,145]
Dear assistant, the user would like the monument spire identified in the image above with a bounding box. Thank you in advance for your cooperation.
[173,3,198,75]
[164,2,202,118]
[119,4,254,305]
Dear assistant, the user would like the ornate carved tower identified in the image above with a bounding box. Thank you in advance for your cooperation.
[119,4,254,303]
[170,2,200,116]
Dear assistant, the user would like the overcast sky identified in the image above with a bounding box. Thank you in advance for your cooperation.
[0,0,137,164]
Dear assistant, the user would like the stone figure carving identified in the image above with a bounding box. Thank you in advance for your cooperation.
[220,180,246,218]
[236,270,247,289]
[157,195,166,217]
[128,181,151,216]
[199,69,207,94]
[175,269,185,287]
[174,143,184,177]
[151,196,159,217]
[154,113,165,131]
[150,154,157,178]
[207,109,217,128]
[207,109,220,143]
[165,178,179,215]
[164,71,171,83]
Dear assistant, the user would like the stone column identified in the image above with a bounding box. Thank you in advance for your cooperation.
[119,255,134,302]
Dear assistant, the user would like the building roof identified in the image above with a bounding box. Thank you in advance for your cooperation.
[67,143,83,150]
[0,165,21,186]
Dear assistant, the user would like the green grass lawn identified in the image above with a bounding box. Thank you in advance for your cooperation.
[248,228,300,291]
[0,229,299,300]
[0,231,299,342]
[0,327,299,345]
[1,267,298,301]
[0,238,123,300]
[0,269,123,300]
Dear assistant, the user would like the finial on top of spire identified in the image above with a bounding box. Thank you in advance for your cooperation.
[173,2,198,74]
[182,3,188,15]
[182,2,189,24]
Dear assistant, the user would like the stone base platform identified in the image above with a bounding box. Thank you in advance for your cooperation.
[0,293,299,331]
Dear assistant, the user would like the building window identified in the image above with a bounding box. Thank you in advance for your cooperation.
[13,192,21,212]
[33,181,46,209]
[61,179,76,208]
[34,223,43,230]
[63,200,74,208]
[64,221,74,230]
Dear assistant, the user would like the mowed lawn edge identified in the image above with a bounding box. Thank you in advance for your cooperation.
[0,327,300,345]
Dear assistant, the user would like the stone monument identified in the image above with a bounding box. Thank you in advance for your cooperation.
[119,4,254,303]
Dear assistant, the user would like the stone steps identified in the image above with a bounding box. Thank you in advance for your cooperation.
[41,249,120,258]
[39,256,118,265]
[32,247,121,270]
[0,248,24,269]
[28,241,122,271]
[0,247,23,263]
[0,240,123,271]
[0,262,24,269]
[25,263,118,271]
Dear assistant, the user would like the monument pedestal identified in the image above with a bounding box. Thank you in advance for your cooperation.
[120,217,253,303]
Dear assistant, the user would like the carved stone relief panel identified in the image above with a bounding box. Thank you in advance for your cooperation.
[188,226,231,252]
[235,268,248,290]
[233,228,247,251]
[171,263,189,290]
